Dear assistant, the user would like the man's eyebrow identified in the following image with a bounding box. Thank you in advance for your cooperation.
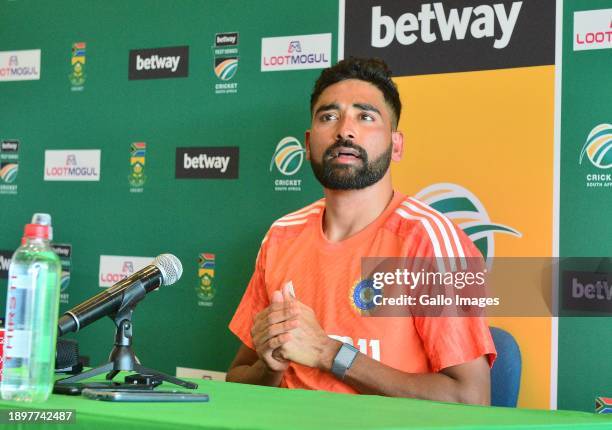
[314,103,340,115]
[353,103,381,115]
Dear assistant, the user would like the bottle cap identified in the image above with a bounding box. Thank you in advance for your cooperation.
[23,213,53,240]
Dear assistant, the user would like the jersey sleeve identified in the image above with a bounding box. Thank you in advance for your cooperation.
[413,222,497,372]
[228,234,271,350]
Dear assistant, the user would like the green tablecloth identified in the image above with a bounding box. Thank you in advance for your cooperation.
[0,378,611,430]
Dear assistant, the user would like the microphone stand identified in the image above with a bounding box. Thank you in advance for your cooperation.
[56,280,197,389]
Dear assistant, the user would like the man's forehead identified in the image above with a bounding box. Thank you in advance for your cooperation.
[316,79,385,105]
[313,79,391,116]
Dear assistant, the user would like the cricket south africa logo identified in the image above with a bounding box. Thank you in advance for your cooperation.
[579,124,612,189]
[415,183,521,262]
[270,137,305,176]
[579,124,612,169]
[270,136,305,192]
[213,32,239,94]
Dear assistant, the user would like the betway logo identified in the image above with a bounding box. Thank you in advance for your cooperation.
[184,153,230,173]
[572,278,612,301]
[128,46,189,80]
[136,54,180,72]
[0,255,10,271]
[372,2,523,49]
[175,147,239,179]
[216,33,238,46]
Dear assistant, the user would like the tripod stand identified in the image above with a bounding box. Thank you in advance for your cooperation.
[56,281,197,389]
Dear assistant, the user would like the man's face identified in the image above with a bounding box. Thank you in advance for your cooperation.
[307,79,402,190]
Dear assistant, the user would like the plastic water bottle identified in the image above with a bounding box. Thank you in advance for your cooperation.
[1,214,61,402]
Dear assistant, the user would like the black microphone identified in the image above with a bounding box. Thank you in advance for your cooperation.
[57,254,182,336]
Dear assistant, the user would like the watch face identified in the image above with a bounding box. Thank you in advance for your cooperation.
[332,343,359,378]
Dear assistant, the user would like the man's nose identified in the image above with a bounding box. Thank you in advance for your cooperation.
[336,115,356,141]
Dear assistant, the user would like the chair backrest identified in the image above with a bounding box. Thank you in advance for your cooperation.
[490,327,521,407]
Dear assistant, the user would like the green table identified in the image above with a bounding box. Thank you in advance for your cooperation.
[0,378,611,430]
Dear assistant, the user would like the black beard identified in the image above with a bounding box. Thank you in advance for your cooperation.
[310,138,392,190]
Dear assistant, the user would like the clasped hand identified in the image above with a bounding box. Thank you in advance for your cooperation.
[250,285,336,372]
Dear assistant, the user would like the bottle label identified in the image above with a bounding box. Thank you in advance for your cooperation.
[4,274,33,360]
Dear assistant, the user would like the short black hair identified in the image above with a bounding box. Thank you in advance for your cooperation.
[310,57,402,128]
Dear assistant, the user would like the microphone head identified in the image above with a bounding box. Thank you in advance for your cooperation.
[153,254,183,286]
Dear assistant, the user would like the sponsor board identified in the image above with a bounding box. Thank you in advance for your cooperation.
[128,46,189,80]
[0,139,19,195]
[99,255,153,287]
[175,147,239,179]
[574,8,612,51]
[261,33,331,72]
[213,32,239,94]
[0,49,41,82]
[44,149,100,181]
[344,0,555,76]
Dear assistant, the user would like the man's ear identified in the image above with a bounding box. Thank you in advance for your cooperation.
[391,130,404,162]
[305,130,311,161]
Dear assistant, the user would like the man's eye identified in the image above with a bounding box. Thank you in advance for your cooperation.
[320,113,337,121]
[360,113,374,121]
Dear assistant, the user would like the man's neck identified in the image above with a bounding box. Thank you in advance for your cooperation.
[322,176,394,243]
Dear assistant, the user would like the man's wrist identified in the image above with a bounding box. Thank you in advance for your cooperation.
[318,338,343,372]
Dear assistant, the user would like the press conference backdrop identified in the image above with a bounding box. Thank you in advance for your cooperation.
[1,0,611,413]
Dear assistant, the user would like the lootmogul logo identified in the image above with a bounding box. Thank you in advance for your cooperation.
[0,49,41,82]
[270,136,305,192]
[579,124,612,189]
[261,33,331,71]
[69,42,86,91]
[128,46,189,80]
[98,255,153,287]
[415,183,521,262]
[129,142,146,191]
[574,8,612,51]
[44,149,100,181]
[175,147,239,179]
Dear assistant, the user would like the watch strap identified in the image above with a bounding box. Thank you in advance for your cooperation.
[331,342,359,380]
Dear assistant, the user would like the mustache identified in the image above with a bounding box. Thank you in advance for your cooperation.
[323,138,368,160]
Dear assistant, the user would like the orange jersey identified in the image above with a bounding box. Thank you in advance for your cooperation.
[229,191,496,393]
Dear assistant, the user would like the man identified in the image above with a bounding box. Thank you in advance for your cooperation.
[226,57,496,405]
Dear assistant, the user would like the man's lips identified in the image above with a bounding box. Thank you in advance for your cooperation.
[326,146,362,160]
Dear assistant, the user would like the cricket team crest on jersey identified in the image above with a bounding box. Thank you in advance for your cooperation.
[350,279,377,314]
